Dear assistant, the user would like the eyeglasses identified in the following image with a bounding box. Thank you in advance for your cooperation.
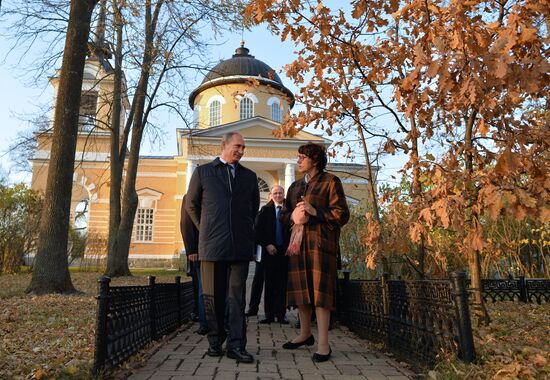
[297,154,310,162]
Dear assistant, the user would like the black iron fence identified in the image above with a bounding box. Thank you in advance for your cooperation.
[337,271,475,366]
[479,277,550,304]
[92,276,194,375]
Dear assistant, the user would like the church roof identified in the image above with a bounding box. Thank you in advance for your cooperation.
[189,44,295,109]
[202,45,284,85]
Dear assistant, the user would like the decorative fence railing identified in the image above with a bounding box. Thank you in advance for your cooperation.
[336,271,475,366]
[92,276,194,375]
[477,277,550,304]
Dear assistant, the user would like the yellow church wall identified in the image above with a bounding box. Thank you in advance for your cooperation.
[194,83,291,128]
[187,143,300,160]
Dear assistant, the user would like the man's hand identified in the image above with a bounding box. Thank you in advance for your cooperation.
[266,244,277,255]
[188,253,198,262]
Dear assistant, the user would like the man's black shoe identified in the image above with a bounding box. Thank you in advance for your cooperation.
[206,346,223,357]
[195,326,209,335]
[259,318,274,324]
[245,309,258,317]
[226,348,254,363]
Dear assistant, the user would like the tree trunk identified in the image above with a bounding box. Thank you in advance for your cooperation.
[105,0,161,276]
[105,1,128,276]
[26,0,98,294]
[464,110,490,325]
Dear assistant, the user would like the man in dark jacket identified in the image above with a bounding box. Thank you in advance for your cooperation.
[186,132,260,364]
[180,194,208,335]
[255,185,290,324]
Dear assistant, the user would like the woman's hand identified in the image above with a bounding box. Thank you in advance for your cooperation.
[297,196,317,217]
[291,206,309,225]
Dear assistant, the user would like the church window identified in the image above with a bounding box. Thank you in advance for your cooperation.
[209,100,221,127]
[79,91,98,131]
[240,97,253,120]
[135,208,154,242]
[257,177,270,193]
[271,102,282,123]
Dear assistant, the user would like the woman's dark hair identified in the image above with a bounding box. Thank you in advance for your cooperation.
[298,143,327,171]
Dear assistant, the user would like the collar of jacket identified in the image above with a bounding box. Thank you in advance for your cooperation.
[214,157,240,169]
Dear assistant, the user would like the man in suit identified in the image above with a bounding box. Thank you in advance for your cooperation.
[255,185,289,324]
[180,194,208,335]
[186,132,260,364]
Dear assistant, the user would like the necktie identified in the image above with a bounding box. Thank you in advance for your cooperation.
[275,205,284,246]
[229,164,235,178]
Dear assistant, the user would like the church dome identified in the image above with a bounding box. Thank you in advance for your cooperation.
[202,45,284,84]
[189,44,295,109]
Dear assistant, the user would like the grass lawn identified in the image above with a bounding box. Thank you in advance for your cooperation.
[0,270,189,380]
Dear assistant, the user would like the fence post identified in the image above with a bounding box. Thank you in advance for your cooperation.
[451,271,475,363]
[380,273,391,348]
[518,275,527,303]
[149,276,157,340]
[93,276,111,376]
[175,276,182,325]
[338,270,350,324]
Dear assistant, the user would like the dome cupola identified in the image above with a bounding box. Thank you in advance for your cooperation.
[189,43,295,109]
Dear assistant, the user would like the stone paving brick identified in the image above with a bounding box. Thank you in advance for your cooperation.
[278,368,302,379]
[255,372,280,379]
[154,370,185,376]
[158,359,181,370]
[195,366,217,376]
[214,372,238,380]
[277,361,297,369]
[359,371,389,380]
[258,363,278,373]
[337,365,362,375]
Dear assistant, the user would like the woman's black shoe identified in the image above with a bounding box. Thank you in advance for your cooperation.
[312,347,332,362]
[282,335,315,349]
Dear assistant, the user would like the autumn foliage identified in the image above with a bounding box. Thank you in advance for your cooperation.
[246,1,548,278]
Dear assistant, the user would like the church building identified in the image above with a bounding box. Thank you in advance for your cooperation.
[30,42,373,267]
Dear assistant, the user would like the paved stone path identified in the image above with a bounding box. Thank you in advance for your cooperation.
[129,265,416,380]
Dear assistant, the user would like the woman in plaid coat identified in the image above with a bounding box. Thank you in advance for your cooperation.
[280,143,350,362]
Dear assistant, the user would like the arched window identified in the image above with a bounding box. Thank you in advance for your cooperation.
[209,100,221,127]
[271,102,282,122]
[240,97,253,120]
[257,177,270,193]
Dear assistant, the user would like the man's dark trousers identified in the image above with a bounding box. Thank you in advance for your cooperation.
[247,260,264,314]
[201,260,249,350]
[263,246,288,320]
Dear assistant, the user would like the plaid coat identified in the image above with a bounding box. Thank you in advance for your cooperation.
[280,171,350,310]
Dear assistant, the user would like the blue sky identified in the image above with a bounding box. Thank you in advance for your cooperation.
[0,19,405,186]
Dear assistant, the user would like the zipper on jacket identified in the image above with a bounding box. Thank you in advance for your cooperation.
[226,165,235,251]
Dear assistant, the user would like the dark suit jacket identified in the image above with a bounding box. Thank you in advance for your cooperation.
[180,194,198,256]
[186,157,260,261]
[255,200,289,257]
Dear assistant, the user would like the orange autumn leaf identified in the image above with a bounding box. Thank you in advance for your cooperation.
[494,149,517,176]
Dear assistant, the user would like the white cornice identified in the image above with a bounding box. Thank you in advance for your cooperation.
[186,155,297,164]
